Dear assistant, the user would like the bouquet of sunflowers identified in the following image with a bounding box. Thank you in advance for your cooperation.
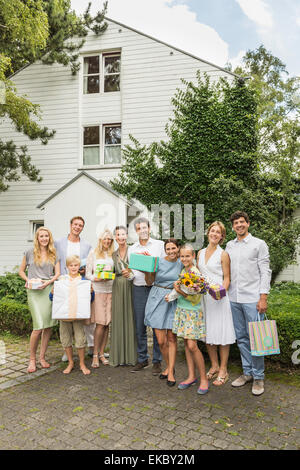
[179,270,209,296]
[166,269,209,306]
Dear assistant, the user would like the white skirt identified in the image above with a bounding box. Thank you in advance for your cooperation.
[202,293,236,345]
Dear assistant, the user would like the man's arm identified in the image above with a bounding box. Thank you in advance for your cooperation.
[257,241,272,313]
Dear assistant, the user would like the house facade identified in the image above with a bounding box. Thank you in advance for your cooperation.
[0,18,238,274]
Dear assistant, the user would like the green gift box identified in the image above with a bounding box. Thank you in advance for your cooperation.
[128,253,159,273]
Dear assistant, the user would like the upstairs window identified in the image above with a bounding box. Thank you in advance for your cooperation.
[83,56,100,94]
[83,52,121,94]
[83,124,121,166]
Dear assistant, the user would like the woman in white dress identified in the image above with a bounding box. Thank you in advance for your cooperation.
[197,221,236,386]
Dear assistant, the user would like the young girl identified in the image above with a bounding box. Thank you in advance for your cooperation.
[19,227,60,373]
[50,255,92,375]
[86,229,115,368]
[170,244,209,395]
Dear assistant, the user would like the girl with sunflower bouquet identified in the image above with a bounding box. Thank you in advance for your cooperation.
[166,244,210,395]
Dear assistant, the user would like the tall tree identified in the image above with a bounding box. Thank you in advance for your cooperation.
[0,0,107,192]
[111,70,299,278]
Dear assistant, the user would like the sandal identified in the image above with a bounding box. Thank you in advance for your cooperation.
[27,360,36,374]
[206,369,219,380]
[39,358,51,369]
[213,373,229,386]
[99,354,109,365]
[91,355,100,368]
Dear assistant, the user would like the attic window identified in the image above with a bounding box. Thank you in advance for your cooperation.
[83,56,100,94]
[83,52,121,94]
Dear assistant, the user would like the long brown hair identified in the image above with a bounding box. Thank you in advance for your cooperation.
[33,227,56,266]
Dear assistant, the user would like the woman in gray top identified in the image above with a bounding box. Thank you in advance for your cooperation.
[19,227,60,373]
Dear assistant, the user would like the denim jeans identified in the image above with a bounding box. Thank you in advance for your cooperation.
[230,302,265,380]
[132,286,162,364]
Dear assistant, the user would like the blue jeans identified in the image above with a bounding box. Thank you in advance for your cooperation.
[132,286,162,364]
[230,302,265,380]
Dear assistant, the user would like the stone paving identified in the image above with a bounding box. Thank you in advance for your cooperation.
[0,338,299,450]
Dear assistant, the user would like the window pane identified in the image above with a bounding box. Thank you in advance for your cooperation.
[84,56,99,75]
[104,55,120,74]
[83,147,99,165]
[104,146,121,164]
[84,76,100,94]
[84,126,99,146]
[104,74,120,92]
[105,126,121,145]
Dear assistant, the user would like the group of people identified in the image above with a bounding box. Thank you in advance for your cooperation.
[19,210,271,397]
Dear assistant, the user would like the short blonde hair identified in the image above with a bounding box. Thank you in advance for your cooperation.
[66,255,81,266]
[206,221,226,245]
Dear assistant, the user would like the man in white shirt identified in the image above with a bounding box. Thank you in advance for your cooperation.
[226,211,271,396]
[124,218,165,374]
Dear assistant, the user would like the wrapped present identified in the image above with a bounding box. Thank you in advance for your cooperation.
[208,284,226,300]
[52,278,91,321]
[95,263,113,279]
[129,253,159,273]
[97,271,115,280]
[28,278,43,289]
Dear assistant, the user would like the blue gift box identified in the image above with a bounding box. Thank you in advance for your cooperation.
[128,253,159,273]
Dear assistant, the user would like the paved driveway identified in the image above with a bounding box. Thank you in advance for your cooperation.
[0,351,299,450]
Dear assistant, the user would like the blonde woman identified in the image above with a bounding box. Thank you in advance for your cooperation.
[86,229,115,367]
[197,221,236,386]
[19,227,60,373]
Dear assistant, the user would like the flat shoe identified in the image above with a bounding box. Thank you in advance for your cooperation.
[159,373,168,380]
[167,380,176,387]
[197,386,209,395]
[178,379,197,390]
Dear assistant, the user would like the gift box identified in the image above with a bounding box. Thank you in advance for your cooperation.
[208,284,226,300]
[95,263,114,279]
[52,279,91,321]
[97,271,115,280]
[28,278,43,289]
[128,253,159,273]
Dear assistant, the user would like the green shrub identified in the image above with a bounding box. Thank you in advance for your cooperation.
[0,297,32,335]
[0,297,59,337]
[0,272,27,304]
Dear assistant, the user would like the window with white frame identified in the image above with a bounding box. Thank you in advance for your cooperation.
[28,220,44,241]
[83,52,121,94]
[83,124,121,166]
[83,56,100,94]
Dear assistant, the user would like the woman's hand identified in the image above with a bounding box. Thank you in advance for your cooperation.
[165,295,170,303]
[122,268,132,279]
[38,280,50,290]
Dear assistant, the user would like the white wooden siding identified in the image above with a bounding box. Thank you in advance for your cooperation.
[0,18,234,273]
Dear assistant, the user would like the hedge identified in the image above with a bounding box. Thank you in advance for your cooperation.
[0,297,59,337]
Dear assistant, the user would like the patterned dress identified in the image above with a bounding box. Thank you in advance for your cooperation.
[172,266,206,341]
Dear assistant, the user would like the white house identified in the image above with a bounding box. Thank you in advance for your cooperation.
[0,17,242,274]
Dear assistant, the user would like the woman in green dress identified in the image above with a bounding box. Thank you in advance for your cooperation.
[19,227,60,373]
[110,226,137,367]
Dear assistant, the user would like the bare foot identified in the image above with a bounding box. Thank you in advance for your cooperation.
[63,362,74,374]
[80,364,91,375]
[27,360,36,373]
[39,358,51,369]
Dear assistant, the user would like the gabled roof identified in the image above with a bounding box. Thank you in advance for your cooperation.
[105,17,240,79]
[37,171,129,209]
[10,17,240,80]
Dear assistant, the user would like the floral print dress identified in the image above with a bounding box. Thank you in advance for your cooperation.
[172,266,206,341]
